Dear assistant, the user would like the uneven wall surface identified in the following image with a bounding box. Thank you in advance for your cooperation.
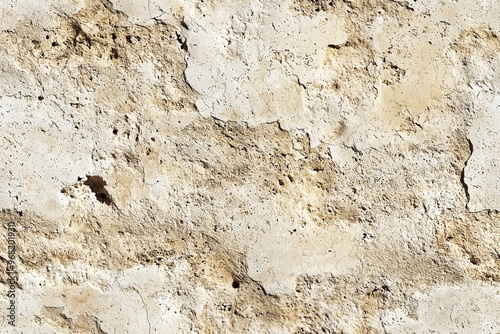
[0,0,499,333]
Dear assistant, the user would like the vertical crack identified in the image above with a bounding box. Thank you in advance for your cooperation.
[460,137,474,210]
[133,287,151,334]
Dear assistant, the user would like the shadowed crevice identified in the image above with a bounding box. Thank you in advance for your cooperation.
[460,137,473,210]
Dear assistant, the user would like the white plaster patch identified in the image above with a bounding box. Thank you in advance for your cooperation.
[183,0,346,137]
[111,0,185,25]
[0,97,93,219]
[0,265,183,333]
[382,284,500,333]
[247,222,361,295]
[465,95,500,212]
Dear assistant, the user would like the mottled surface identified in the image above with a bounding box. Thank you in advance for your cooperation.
[0,0,499,333]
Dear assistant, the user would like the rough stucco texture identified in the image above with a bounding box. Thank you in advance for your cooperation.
[0,0,499,333]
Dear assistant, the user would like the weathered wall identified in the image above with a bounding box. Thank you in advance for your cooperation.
[0,0,499,333]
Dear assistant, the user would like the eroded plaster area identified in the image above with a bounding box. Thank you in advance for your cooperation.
[178,0,500,149]
[0,0,499,333]
[110,0,500,213]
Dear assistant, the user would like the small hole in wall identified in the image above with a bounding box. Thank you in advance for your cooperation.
[110,48,119,60]
[113,129,118,135]
[84,175,113,206]
[232,281,240,289]
[126,35,132,43]
[469,255,480,266]
[38,96,44,101]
